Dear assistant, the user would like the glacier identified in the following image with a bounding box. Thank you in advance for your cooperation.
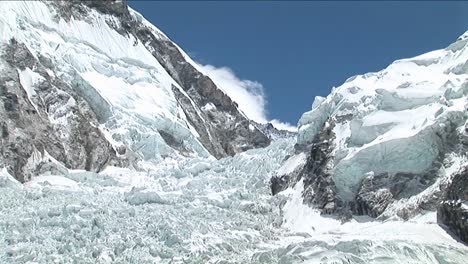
[0,0,467,263]
[1,138,467,263]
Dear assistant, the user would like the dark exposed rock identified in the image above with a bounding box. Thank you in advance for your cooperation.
[271,174,293,196]
[3,38,36,71]
[49,0,128,22]
[158,129,191,157]
[353,170,442,219]
[438,201,468,244]
[82,0,128,16]
[301,120,341,215]
[1,122,8,138]
[271,119,342,215]
[354,173,394,218]
[437,167,468,243]
[270,154,303,196]
[0,39,124,182]
[2,94,19,114]
[444,167,468,201]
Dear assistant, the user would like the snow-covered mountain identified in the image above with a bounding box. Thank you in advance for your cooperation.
[0,0,269,182]
[0,0,467,263]
[272,29,468,242]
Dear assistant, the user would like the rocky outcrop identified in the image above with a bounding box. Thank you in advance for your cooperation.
[0,39,124,182]
[353,173,394,218]
[438,167,468,243]
[300,120,340,214]
[271,119,342,215]
[438,201,468,243]
[353,169,442,219]
[83,0,128,16]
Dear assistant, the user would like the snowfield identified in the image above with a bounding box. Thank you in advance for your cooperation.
[1,138,467,263]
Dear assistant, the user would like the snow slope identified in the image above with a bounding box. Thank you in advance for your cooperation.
[0,1,212,160]
[292,30,468,203]
[0,0,270,183]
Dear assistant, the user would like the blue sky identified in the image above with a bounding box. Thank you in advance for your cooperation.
[130,1,468,128]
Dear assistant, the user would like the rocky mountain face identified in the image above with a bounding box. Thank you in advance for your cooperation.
[271,31,468,235]
[437,167,468,243]
[0,0,269,182]
[0,38,123,183]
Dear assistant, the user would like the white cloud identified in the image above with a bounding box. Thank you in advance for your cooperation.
[198,64,297,132]
[198,64,267,123]
[270,119,297,132]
